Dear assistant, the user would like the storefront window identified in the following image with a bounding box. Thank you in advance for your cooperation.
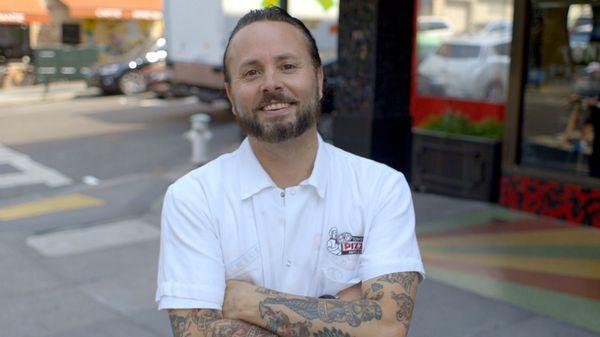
[416,0,513,104]
[412,0,514,127]
[62,23,81,45]
[521,1,600,177]
[0,24,29,62]
[83,19,159,59]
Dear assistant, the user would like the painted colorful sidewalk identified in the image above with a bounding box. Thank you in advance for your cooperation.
[417,207,600,333]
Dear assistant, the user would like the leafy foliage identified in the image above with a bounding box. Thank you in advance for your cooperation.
[262,0,334,10]
[318,0,334,10]
[418,112,503,140]
[262,0,279,7]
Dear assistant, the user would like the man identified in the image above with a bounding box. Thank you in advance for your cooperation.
[156,7,425,337]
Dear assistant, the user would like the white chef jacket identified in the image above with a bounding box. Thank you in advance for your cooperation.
[156,134,425,310]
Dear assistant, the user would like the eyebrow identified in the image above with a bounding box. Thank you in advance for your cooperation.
[238,53,300,70]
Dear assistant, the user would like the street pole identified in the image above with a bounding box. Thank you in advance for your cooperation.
[280,0,287,11]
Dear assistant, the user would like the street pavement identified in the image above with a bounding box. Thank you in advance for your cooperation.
[0,80,98,107]
[0,84,598,337]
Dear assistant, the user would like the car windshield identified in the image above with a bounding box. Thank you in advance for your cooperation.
[419,21,449,32]
[436,43,480,58]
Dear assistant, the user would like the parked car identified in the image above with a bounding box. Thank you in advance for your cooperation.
[418,16,454,40]
[418,36,511,102]
[416,17,455,63]
[476,20,513,36]
[87,38,167,95]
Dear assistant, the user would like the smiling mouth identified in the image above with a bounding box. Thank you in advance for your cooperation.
[261,102,292,112]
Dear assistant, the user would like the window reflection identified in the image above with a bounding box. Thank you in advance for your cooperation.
[416,1,513,104]
[521,2,600,177]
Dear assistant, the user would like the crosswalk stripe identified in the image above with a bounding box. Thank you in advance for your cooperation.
[0,194,105,221]
[0,144,72,188]
[26,219,160,257]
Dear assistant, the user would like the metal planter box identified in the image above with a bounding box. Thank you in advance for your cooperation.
[412,129,502,202]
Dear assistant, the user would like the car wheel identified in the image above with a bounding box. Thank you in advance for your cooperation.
[118,70,146,95]
[485,81,505,102]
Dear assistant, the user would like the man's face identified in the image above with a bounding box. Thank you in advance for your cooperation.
[225,21,323,143]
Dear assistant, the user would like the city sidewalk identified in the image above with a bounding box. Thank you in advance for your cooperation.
[0,148,598,336]
[0,80,98,107]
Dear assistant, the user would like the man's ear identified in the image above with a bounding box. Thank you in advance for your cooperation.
[224,82,238,116]
[317,66,324,100]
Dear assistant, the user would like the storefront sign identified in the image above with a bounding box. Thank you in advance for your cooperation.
[0,12,25,23]
[132,10,162,20]
[94,8,122,19]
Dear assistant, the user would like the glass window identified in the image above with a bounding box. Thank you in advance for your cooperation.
[521,1,600,177]
[0,24,29,62]
[62,23,81,45]
[413,0,514,128]
[436,43,481,58]
[494,42,511,56]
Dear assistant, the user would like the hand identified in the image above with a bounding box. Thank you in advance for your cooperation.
[222,279,255,320]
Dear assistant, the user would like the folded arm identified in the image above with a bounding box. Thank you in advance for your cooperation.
[168,309,278,337]
[223,272,419,337]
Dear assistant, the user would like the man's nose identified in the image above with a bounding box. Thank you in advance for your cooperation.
[261,69,283,92]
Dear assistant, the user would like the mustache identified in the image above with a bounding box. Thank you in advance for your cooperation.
[254,92,298,111]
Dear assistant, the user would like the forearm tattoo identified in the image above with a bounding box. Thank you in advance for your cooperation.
[169,310,276,337]
[313,327,354,337]
[391,291,415,328]
[211,320,279,337]
[376,272,417,291]
[259,306,312,337]
[169,312,189,337]
[169,309,222,337]
[258,296,382,328]
[362,282,384,301]
[256,287,285,296]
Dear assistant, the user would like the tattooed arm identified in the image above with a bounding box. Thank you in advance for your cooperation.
[168,309,278,337]
[222,272,419,337]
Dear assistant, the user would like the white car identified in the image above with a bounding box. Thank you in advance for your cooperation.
[418,36,511,102]
[477,20,513,36]
[418,16,454,39]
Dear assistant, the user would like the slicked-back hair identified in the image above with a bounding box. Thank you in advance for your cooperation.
[222,6,322,83]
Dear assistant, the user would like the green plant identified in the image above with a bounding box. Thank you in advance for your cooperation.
[418,113,503,140]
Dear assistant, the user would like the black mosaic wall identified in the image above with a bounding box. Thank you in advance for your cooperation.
[332,0,416,177]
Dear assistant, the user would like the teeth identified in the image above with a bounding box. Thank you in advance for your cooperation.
[264,103,290,111]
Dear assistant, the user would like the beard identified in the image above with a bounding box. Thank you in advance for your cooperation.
[234,84,321,144]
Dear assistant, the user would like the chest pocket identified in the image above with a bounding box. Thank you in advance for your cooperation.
[225,244,262,284]
[318,226,363,296]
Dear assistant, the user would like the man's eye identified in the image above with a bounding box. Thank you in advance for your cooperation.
[244,69,258,77]
[282,64,296,70]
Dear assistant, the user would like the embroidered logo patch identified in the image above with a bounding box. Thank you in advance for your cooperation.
[327,227,363,255]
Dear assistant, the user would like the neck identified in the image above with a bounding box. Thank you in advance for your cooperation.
[248,126,319,189]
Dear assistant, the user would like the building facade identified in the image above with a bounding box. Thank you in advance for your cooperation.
[0,0,163,62]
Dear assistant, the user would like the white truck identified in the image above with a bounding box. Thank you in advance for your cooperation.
[162,0,338,102]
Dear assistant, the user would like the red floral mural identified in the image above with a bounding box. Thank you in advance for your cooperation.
[500,174,600,228]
